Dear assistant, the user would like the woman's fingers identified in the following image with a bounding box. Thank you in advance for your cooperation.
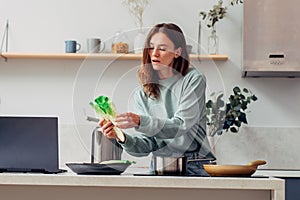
[98,112,140,133]
[99,120,117,139]
[101,120,113,129]
[104,129,117,138]
[115,113,129,123]
[115,112,140,129]
[99,118,107,127]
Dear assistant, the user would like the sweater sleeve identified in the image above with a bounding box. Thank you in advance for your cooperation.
[119,133,159,157]
[135,72,206,139]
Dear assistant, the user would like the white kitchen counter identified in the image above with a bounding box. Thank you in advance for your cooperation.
[255,169,300,178]
[0,172,284,200]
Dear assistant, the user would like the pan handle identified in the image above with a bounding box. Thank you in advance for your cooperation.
[247,160,267,166]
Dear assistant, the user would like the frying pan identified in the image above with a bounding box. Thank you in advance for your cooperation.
[203,160,266,177]
[66,162,131,175]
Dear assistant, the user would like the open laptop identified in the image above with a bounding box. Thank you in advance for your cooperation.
[0,116,66,173]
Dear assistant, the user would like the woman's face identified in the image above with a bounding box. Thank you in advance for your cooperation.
[148,32,181,79]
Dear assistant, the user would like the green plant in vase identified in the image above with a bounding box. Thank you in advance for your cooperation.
[206,86,258,137]
[199,0,243,54]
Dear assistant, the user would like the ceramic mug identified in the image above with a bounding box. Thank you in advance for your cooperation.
[87,38,105,53]
[65,40,81,53]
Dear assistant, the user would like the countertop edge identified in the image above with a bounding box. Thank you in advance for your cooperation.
[255,169,300,178]
[0,172,284,190]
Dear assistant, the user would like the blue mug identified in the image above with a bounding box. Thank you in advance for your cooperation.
[65,40,81,53]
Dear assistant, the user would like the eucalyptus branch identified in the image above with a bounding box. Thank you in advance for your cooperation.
[206,86,258,136]
[200,0,243,29]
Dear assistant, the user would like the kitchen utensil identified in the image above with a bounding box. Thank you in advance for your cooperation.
[197,20,201,62]
[85,114,123,163]
[90,126,123,163]
[153,156,186,176]
[203,160,266,177]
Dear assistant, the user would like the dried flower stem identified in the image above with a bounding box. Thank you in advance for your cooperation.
[123,0,149,32]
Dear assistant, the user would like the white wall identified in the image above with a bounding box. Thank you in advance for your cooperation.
[0,0,300,170]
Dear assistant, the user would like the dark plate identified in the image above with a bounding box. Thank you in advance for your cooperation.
[66,162,131,175]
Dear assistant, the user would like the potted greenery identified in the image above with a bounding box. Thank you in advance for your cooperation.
[199,0,243,54]
[200,0,243,28]
[206,86,258,137]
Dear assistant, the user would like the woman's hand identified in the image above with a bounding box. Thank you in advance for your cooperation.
[99,118,126,143]
[115,112,140,129]
[99,118,118,139]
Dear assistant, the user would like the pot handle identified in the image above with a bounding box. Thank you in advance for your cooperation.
[247,160,267,166]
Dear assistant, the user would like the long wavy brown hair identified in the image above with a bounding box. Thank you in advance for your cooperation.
[138,23,190,99]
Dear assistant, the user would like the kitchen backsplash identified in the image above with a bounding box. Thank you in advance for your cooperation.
[214,127,300,170]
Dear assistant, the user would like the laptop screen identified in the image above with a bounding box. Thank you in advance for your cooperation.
[0,116,62,173]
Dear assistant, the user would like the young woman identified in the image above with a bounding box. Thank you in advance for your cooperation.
[100,23,215,176]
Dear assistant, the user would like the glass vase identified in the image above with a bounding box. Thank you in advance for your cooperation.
[208,27,219,55]
[134,30,146,54]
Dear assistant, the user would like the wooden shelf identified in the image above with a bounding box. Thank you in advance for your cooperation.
[1,52,228,61]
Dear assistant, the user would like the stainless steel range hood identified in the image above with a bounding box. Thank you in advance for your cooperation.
[243,0,300,77]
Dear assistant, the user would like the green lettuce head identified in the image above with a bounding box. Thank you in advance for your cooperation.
[89,95,116,118]
[89,95,125,141]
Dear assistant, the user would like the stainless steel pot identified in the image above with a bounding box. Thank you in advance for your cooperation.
[153,156,186,176]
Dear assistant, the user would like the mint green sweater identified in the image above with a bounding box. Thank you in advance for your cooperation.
[121,68,215,159]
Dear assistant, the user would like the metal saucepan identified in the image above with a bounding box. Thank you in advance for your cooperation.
[153,156,187,176]
[203,160,267,177]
